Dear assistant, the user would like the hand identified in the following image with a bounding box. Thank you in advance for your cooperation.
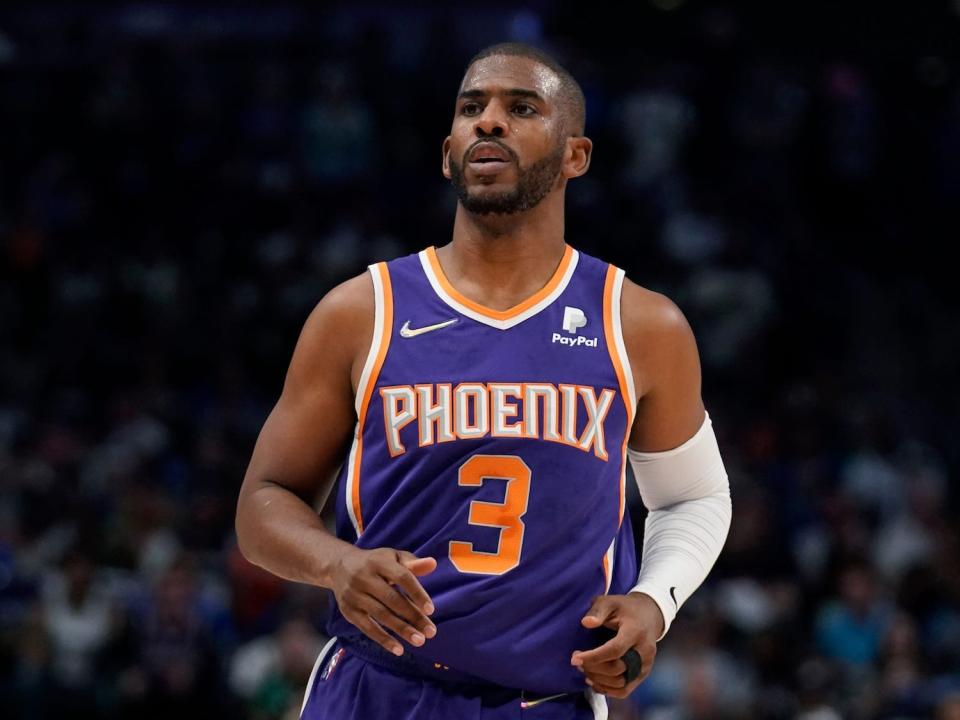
[330,547,438,656]
[569,592,664,698]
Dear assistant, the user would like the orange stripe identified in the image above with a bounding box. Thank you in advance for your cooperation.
[603,265,634,527]
[351,262,394,533]
[425,244,573,321]
[602,552,610,591]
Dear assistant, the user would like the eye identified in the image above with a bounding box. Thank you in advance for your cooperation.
[513,103,538,116]
[460,102,482,116]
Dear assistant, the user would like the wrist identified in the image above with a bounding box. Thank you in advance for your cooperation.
[308,531,359,588]
[628,589,667,641]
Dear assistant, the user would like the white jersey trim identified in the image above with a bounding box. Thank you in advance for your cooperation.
[587,688,609,719]
[343,432,362,538]
[345,264,388,537]
[604,537,616,594]
[418,249,579,330]
[300,636,338,717]
[354,265,387,416]
[611,268,637,411]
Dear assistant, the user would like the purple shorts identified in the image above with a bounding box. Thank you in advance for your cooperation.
[300,638,608,720]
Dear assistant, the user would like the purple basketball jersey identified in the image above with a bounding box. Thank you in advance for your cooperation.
[328,244,638,695]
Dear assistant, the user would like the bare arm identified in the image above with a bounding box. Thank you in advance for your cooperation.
[236,273,370,586]
[235,271,437,655]
[622,280,706,453]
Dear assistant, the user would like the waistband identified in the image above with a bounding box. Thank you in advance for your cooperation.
[339,635,582,708]
[341,634,510,691]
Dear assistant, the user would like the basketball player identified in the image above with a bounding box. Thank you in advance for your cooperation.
[236,43,731,719]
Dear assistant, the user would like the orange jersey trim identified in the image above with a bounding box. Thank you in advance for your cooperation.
[603,265,635,527]
[351,262,394,534]
[424,244,574,321]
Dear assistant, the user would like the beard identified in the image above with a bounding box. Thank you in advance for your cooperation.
[449,142,565,215]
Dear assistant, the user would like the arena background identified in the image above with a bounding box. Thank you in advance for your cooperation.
[2,2,959,719]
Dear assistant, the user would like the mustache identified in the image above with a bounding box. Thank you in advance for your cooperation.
[462,139,518,166]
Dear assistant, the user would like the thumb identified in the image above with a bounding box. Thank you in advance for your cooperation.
[581,595,617,628]
[398,551,437,576]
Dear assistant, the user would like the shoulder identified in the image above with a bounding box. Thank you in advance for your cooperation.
[315,270,375,324]
[619,276,695,349]
[618,275,700,399]
[299,270,374,345]
[287,270,376,393]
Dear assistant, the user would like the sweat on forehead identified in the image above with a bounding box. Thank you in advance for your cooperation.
[459,45,586,136]
[460,55,562,98]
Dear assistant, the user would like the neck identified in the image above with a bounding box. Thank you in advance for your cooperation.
[451,187,566,247]
[438,192,568,311]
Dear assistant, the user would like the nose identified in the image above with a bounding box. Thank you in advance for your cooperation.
[474,101,508,138]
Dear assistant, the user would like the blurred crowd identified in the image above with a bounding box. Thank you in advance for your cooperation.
[2,3,959,719]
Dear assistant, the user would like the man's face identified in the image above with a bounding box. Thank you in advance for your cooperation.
[443,55,568,215]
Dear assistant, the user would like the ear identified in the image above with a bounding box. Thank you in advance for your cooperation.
[441,136,452,179]
[563,136,593,179]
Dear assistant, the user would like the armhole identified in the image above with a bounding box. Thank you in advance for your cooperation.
[353,262,393,416]
[602,265,638,584]
[345,262,393,536]
[602,265,637,426]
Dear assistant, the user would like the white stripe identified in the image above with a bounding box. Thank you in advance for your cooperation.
[419,249,579,330]
[300,636,338,717]
[611,269,635,549]
[343,431,362,537]
[354,264,386,415]
[611,268,637,412]
[604,537,616,593]
[345,264,387,538]
[586,688,608,719]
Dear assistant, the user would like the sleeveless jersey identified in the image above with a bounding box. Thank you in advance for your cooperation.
[328,244,639,695]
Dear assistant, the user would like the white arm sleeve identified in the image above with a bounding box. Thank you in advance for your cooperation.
[627,410,731,641]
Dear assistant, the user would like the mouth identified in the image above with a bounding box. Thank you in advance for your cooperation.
[467,160,511,179]
[466,142,514,174]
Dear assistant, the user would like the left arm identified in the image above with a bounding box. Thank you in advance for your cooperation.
[570,279,732,698]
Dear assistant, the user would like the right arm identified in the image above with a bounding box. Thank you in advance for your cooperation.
[235,272,437,656]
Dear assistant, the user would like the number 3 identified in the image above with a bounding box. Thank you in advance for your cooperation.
[449,454,531,575]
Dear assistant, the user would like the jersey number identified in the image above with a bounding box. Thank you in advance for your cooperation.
[448,454,531,575]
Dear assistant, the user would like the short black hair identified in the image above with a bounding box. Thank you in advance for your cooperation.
[464,42,586,137]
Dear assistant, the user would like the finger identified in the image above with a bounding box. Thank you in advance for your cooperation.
[579,658,625,678]
[637,646,657,683]
[372,584,437,638]
[343,608,403,656]
[603,657,653,698]
[571,630,634,667]
[584,670,625,689]
[398,551,438,577]
[585,652,654,699]
[383,557,435,615]
[580,595,617,629]
[586,677,631,699]
[584,677,621,694]
[365,601,428,648]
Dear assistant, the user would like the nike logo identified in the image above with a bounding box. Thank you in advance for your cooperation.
[669,587,678,608]
[520,692,570,709]
[399,318,458,338]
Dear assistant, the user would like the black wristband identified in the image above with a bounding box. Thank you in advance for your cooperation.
[621,648,642,683]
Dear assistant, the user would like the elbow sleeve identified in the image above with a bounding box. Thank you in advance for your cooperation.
[626,411,732,640]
